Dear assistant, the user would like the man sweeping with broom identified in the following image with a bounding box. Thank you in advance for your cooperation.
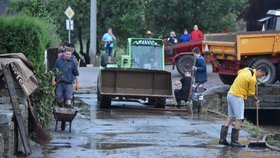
[218,67,267,148]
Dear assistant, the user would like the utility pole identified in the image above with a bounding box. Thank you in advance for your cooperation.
[89,0,97,65]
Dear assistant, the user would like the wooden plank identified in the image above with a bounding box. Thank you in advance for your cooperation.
[1,64,31,155]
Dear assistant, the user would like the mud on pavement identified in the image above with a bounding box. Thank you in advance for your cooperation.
[28,67,280,158]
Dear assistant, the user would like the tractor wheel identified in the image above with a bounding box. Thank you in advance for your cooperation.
[277,63,280,82]
[101,53,108,67]
[219,74,236,85]
[154,98,166,108]
[97,77,100,102]
[251,58,277,84]
[97,87,100,102]
[176,55,194,76]
[100,95,111,108]
[148,98,155,105]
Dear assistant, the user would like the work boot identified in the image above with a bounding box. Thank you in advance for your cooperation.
[57,101,64,107]
[65,99,73,108]
[219,125,229,145]
[231,128,246,148]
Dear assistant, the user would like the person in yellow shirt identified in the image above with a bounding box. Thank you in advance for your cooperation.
[218,67,267,148]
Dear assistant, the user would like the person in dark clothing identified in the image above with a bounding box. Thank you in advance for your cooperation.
[167,31,178,45]
[52,47,80,108]
[167,31,178,55]
[192,47,207,84]
[174,71,192,108]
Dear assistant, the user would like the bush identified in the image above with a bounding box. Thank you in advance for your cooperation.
[0,16,47,71]
[0,16,55,128]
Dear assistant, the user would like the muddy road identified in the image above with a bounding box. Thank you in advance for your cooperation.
[29,65,280,158]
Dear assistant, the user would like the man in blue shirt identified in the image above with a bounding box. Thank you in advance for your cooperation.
[53,48,80,108]
[192,47,207,84]
[102,27,116,63]
[180,29,191,42]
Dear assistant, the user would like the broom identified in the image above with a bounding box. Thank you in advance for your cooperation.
[27,98,50,144]
[248,82,267,148]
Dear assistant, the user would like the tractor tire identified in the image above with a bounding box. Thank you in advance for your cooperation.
[100,95,111,108]
[101,53,108,67]
[219,74,236,85]
[148,98,155,105]
[154,98,166,108]
[97,87,100,102]
[277,63,280,81]
[176,55,195,76]
[97,77,100,102]
[251,58,277,84]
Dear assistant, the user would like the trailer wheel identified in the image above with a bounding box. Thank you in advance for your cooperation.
[277,63,280,81]
[100,95,111,108]
[251,59,277,84]
[154,98,166,108]
[176,55,194,76]
[219,74,236,85]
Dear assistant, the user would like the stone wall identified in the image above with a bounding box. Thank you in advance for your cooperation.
[0,79,29,158]
[203,85,229,114]
[203,84,280,114]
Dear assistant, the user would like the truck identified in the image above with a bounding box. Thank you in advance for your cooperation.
[202,9,280,84]
[164,40,202,76]
[97,38,173,108]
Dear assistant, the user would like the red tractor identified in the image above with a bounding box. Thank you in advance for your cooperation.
[164,40,203,76]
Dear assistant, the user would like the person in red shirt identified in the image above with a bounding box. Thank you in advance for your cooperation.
[190,25,203,41]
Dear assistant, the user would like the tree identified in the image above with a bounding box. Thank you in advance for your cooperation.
[144,0,248,36]
[7,0,60,48]
[97,0,146,49]
[6,0,248,64]
[46,0,91,63]
[47,0,146,62]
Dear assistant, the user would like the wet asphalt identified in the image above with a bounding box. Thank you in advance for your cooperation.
[29,65,280,158]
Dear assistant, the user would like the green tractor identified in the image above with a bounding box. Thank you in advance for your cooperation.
[97,38,173,108]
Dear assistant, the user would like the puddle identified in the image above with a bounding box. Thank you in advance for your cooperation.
[181,130,207,136]
[96,131,159,137]
[41,142,72,155]
[78,142,154,150]
[96,143,154,150]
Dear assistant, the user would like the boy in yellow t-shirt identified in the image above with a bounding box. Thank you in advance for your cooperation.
[219,67,267,148]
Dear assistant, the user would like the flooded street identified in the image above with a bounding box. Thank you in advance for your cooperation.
[29,66,280,158]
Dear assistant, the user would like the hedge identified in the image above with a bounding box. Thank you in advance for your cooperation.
[0,15,47,71]
[0,16,55,128]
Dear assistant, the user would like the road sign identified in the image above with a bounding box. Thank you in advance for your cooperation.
[66,19,74,30]
[65,6,75,19]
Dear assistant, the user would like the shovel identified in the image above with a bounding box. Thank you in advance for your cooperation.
[248,83,267,148]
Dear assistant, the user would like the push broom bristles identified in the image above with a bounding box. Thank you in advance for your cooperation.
[248,140,267,148]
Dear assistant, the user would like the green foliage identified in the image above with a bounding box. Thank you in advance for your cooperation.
[30,70,55,128]
[97,0,146,48]
[7,0,61,48]
[0,15,47,71]
[145,0,248,35]
[6,0,248,63]
[242,120,267,139]
[0,15,56,128]
[46,0,90,50]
